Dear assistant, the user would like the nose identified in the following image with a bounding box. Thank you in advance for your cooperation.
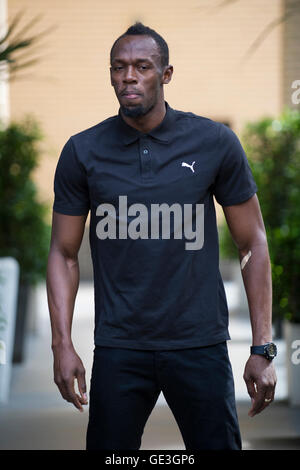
[123,65,137,83]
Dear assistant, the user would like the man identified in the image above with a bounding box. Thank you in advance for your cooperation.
[47,22,277,450]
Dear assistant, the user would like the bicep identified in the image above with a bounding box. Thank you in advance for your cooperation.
[222,195,267,251]
[50,211,88,259]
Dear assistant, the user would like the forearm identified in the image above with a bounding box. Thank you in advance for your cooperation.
[239,241,273,345]
[223,197,276,416]
[46,248,80,348]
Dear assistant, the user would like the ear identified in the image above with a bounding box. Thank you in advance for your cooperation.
[110,66,113,86]
[161,65,173,85]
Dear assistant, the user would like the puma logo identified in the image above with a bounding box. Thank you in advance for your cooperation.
[181,161,195,173]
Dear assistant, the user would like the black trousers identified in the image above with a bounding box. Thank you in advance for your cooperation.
[86,341,242,450]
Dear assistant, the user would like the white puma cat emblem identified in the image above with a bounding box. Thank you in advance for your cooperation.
[181,161,195,173]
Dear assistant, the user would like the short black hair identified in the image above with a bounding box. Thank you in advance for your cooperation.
[110,22,169,68]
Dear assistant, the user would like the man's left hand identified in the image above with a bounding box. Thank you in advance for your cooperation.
[243,355,277,417]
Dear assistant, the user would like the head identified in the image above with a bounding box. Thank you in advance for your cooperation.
[110,22,173,119]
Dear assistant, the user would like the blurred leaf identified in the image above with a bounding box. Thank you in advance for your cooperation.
[0,9,55,81]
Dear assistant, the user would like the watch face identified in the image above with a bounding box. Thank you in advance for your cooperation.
[266,343,277,358]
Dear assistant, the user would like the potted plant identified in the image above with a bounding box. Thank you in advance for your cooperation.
[0,10,54,369]
[0,117,51,363]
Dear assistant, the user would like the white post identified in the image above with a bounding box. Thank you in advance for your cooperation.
[0,0,10,127]
[0,257,19,403]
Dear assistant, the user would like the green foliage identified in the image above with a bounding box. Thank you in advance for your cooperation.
[219,108,300,323]
[0,117,51,285]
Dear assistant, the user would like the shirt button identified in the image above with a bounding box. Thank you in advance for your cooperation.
[143,149,149,155]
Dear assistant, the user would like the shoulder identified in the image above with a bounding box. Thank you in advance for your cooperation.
[70,114,118,145]
[172,107,223,142]
[66,115,119,164]
[173,108,240,143]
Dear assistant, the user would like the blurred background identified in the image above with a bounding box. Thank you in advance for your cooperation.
[0,0,300,450]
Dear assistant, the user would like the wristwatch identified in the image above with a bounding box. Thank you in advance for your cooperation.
[250,342,277,361]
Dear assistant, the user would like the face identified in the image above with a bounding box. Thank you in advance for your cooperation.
[110,35,172,118]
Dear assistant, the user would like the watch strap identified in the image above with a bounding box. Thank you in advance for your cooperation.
[250,345,267,355]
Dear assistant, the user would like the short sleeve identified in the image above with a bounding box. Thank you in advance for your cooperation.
[213,123,257,206]
[53,138,90,215]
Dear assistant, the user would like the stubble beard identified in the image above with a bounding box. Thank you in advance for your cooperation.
[120,102,155,118]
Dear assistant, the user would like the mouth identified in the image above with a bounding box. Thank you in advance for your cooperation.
[121,90,142,100]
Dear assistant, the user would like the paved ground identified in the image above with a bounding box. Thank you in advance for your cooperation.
[0,282,299,451]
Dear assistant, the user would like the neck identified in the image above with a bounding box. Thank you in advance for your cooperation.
[120,99,166,133]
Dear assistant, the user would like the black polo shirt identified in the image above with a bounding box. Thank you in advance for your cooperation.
[53,102,257,350]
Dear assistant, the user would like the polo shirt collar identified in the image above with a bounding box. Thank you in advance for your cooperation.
[117,101,176,145]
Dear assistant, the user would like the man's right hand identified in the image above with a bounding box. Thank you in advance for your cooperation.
[52,343,88,412]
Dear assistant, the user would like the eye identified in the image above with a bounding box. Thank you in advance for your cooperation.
[113,66,123,71]
[138,64,149,70]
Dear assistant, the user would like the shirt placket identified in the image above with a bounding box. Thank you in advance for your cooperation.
[139,136,153,180]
